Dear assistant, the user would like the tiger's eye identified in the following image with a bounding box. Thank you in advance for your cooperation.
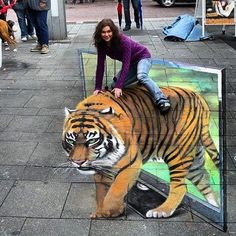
[87,138,98,145]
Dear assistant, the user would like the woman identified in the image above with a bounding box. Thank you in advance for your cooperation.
[93,19,170,113]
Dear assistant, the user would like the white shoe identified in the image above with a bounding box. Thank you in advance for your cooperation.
[21,36,27,42]
[28,34,37,40]
[136,182,150,191]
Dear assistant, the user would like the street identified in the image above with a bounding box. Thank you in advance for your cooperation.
[65,0,195,23]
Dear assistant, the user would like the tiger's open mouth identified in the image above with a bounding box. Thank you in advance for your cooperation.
[72,160,93,170]
[71,160,117,178]
[72,160,96,175]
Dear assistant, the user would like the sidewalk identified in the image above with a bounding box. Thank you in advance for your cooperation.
[0,15,236,236]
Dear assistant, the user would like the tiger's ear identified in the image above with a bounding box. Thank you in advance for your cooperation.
[64,107,77,117]
[99,107,115,115]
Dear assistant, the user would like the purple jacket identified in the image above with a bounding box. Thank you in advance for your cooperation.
[95,34,151,90]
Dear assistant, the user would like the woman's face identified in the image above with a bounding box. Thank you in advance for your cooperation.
[101,26,113,42]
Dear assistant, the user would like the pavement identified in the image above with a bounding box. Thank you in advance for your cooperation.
[0,3,236,236]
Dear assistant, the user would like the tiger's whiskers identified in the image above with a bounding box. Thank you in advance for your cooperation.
[53,162,78,175]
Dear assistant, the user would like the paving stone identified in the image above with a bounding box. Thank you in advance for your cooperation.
[0,94,33,108]
[0,217,25,236]
[0,180,14,206]
[28,142,65,167]
[0,166,25,181]
[227,192,236,222]
[90,220,159,236]
[0,80,17,89]
[21,166,51,181]
[61,183,96,218]
[228,223,236,235]
[24,95,67,109]
[46,116,65,133]
[159,222,228,236]
[0,107,39,116]
[41,81,76,90]
[0,141,37,165]
[19,132,61,143]
[37,108,64,116]
[0,115,14,131]
[8,80,46,90]
[5,116,53,133]
[62,97,82,110]
[20,218,90,236]
[0,89,21,95]
[0,181,70,217]
[225,146,236,168]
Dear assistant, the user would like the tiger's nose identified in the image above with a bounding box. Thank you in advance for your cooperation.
[72,160,86,166]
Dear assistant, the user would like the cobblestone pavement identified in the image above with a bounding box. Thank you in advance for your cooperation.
[1,3,236,236]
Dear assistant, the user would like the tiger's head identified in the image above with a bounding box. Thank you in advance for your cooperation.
[62,103,130,175]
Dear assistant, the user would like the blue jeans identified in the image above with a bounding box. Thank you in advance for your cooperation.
[14,9,34,38]
[28,9,49,45]
[113,58,167,102]
[123,0,139,27]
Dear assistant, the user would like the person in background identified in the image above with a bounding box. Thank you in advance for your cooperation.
[93,19,171,113]
[27,0,51,54]
[72,0,83,4]
[122,0,140,31]
[0,0,16,21]
[213,0,234,17]
[12,0,36,42]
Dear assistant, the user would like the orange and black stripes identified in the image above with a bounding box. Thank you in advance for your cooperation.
[62,85,219,207]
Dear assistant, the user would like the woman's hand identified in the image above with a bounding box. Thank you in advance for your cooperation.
[112,88,122,98]
[93,90,101,95]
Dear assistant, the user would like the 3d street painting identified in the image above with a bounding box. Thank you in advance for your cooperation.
[62,50,226,231]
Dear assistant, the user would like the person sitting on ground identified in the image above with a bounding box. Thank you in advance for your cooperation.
[27,0,51,54]
[93,18,171,113]
[12,0,36,42]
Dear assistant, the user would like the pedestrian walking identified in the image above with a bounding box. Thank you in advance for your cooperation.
[123,0,140,31]
[12,0,36,42]
[27,0,51,54]
[93,18,171,113]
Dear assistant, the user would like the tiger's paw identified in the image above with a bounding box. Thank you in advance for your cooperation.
[90,205,124,218]
[146,207,175,218]
[90,212,99,219]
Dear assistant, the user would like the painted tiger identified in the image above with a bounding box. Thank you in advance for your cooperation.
[62,85,220,218]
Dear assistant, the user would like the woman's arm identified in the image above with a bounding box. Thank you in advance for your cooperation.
[114,38,132,89]
[95,48,106,91]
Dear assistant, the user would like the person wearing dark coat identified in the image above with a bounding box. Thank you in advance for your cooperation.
[12,0,36,42]
[27,0,51,54]
[122,0,140,31]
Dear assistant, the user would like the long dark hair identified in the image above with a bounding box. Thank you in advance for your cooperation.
[93,19,121,49]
